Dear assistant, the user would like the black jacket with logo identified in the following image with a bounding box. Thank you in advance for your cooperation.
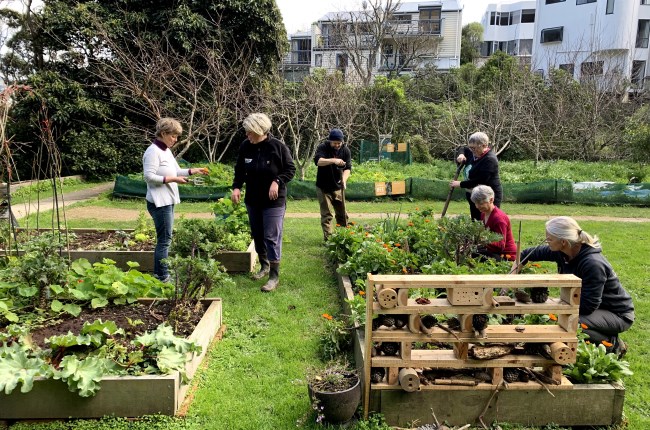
[232,135,295,208]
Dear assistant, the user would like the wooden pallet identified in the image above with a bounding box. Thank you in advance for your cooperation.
[363,273,582,419]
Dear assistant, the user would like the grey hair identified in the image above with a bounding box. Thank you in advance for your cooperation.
[468,132,489,147]
[470,185,494,204]
[155,118,182,137]
[243,113,272,136]
[546,216,601,249]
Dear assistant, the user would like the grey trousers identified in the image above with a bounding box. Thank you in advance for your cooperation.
[316,188,348,240]
[579,309,634,345]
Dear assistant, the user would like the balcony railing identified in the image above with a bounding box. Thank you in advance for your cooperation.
[287,50,311,64]
[385,18,442,35]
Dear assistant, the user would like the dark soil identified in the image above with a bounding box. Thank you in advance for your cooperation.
[66,231,154,251]
[28,301,203,349]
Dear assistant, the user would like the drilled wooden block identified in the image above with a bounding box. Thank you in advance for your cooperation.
[378,288,398,309]
[447,287,492,306]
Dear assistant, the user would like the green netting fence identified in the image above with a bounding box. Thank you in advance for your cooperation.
[112,175,650,206]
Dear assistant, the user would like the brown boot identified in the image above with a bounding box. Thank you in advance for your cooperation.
[252,255,270,280]
[261,262,280,292]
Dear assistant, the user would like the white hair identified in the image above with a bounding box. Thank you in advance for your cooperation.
[468,132,489,147]
[470,185,494,204]
[546,216,600,249]
[243,113,272,136]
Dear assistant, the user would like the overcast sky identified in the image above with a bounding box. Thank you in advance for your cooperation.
[275,0,493,34]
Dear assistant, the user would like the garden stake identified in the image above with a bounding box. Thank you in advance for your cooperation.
[441,161,464,217]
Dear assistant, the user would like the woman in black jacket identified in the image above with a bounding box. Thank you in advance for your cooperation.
[450,132,502,221]
[231,113,296,292]
[520,216,634,357]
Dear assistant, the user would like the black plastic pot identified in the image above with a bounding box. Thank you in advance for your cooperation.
[308,374,361,424]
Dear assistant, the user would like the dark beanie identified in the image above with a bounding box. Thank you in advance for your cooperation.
[328,128,344,142]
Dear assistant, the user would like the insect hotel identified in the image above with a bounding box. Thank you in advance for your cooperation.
[357,273,625,427]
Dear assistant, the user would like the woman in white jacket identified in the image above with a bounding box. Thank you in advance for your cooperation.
[143,117,208,282]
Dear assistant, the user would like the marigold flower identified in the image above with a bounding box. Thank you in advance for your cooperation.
[395,243,401,247]
[504,254,511,259]
[350,221,356,225]
[425,219,430,223]
[532,263,542,268]
[549,313,557,321]
[402,267,407,274]
[321,313,333,320]
[77,279,83,283]
[336,224,341,227]
[601,340,613,348]
[585,340,590,344]
[407,222,414,227]
[415,207,419,210]
[359,291,366,296]
[580,323,588,330]
[350,232,355,235]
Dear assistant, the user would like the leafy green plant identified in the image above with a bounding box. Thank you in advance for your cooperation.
[563,329,633,384]
[133,210,155,243]
[172,218,250,256]
[212,192,250,235]
[319,313,353,361]
[344,293,367,328]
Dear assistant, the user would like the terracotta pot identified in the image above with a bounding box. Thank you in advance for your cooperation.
[308,374,361,424]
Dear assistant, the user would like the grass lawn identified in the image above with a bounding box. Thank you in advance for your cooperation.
[7,200,650,430]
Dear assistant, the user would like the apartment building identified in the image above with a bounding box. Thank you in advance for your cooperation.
[532,0,650,90]
[281,1,462,83]
[282,30,312,82]
[480,1,536,64]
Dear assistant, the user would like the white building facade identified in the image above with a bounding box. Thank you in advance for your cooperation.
[480,1,536,63]
[285,1,462,83]
[531,0,650,90]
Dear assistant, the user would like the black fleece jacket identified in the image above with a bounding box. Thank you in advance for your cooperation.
[521,244,635,319]
[232,135,295,208]
[458,147,502,205]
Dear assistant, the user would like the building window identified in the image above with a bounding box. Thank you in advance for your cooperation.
[606,0,615,13]
[576,0,596,5]
[314,54,322,67]
[541,27,563,43]
[581,61,604,76]
[521,9,535,23]
[490,12,496,25]
[546,0,565,4]
[511,10,521,24]
[559,63,575,76]
[519,39,533,55]
[500,12,511,25]
[419,8,442,34]
[642,0,650,4]
[632,60,646,88]
[637,20,650,48]
[336,53,348,70]
[507,40,518,55]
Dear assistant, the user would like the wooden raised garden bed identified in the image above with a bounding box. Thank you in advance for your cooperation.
[336,273,625,428]
[1,229,257,273]
[0,297,223,419]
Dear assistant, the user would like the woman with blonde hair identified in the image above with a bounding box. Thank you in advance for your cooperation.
[232,113,295,292]
[520,216,634,357]
[143,117,209,282]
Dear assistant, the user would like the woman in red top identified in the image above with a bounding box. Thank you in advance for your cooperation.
[470,185,516,261]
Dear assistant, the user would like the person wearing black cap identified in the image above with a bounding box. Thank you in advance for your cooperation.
[314,128,352,241]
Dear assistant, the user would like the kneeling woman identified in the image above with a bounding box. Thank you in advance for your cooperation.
[520,216,634,356]
[470,185,516,261]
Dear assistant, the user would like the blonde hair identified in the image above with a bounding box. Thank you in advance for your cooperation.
[242,113,272,136]
[155,117,182,137]
[468,132,489,147]
[546,216,600,249]
[470,185,494,204]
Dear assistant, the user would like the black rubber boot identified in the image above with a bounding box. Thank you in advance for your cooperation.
[261,262,280,292]
[252,255,270,280]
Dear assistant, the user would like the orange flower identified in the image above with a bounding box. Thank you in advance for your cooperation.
[415,207,419,210]
[77,279,83,283]
[549,313,557,321]
[425,219,430,223]
[365,232,370,237]
[532,263,542,268]
[350,232,355,235]
[349,221,356,225]
[321,313,333,320]
[359,291,366,296]
[407,222,414,227]
[585,340,590,344]
[402,267,407,274]
[580,323,588,330]
[601,340,613,348]
[504,254,511,259]
[394,243,401,247]
[336,224,341,227]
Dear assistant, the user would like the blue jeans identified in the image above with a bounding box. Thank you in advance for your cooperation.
[246,204,285,262]
[147,201,174,280]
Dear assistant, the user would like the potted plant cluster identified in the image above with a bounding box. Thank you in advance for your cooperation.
[307,361,361,425]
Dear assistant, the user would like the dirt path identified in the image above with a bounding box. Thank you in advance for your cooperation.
[62,206,650,223]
